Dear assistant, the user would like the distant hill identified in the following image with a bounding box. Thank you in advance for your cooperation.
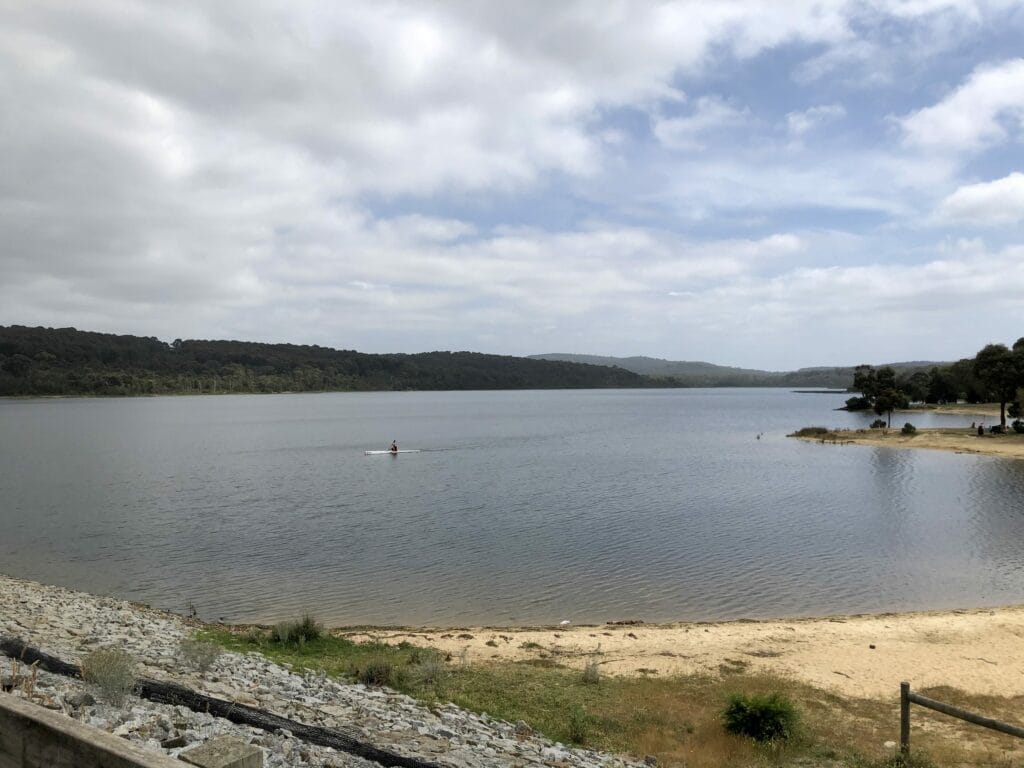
[530,354,949,389]
[0,326,655,397]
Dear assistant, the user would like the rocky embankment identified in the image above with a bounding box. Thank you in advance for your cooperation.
[0,574,643,768]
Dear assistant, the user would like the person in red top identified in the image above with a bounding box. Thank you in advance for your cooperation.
[390,440,398,453]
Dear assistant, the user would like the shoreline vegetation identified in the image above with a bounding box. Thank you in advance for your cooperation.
[795,400,1024,460]
[789,423,1024,460]
[0,324,944,396]
[6,573,1024,767]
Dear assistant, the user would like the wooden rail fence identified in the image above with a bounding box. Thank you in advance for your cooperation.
[900,681,1024,757]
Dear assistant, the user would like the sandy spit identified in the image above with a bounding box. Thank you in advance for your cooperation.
[791,427,1024,460]
[337,605,1024,699]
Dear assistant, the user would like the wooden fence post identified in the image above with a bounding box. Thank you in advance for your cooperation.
[901,681,910,757]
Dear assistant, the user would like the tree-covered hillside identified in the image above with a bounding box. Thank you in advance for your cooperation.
[530,353,947,388]
[0,326,654,396]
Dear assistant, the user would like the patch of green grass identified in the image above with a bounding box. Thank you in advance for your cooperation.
[199,627,428,684]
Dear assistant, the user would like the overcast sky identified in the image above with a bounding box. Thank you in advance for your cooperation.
[3,1,1024,369]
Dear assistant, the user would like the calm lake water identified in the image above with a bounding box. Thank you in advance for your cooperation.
[1,389,1023,626]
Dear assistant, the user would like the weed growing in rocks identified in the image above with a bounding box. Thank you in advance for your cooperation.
[178,637,222,675]
[80,647,136,706]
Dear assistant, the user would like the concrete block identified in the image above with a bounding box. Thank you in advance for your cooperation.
[179,736,263,768]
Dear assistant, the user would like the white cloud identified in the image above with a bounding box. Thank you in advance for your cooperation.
[653,97,752,150]
[786,104,846,135]
[3,1,1024,366]
[899,58,1024,151]
[935,173,1024,225]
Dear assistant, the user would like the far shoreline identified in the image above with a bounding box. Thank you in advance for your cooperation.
[790,425,1024,460]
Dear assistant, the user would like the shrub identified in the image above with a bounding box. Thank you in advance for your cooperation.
[870,419,887,429]
[410,651,447,688]
[790,426,830,437]
[722,691,798,743]
[901,423,916,435]
[580,660,601,685]
[271,613,323,646]
[568,704,588,744]
[354,656,404,687]
[80,648,136,706]
[1013,419,1024,434]
[179,637,222,674]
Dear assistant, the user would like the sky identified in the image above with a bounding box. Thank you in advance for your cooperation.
[2,1,1024,370]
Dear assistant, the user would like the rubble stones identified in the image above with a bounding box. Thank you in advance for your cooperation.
[1,574,642,768]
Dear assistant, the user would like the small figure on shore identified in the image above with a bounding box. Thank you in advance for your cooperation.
[977,425,984,437]
[390,440,398,453]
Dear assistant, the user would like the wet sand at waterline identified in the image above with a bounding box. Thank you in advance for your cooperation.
[793,426,1024,460]
[339,605,1024,699]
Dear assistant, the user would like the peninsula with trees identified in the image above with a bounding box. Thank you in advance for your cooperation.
[791,337,1024,460]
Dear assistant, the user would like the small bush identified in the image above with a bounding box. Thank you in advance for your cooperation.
[294,613,323,641]
[722,691,798,743]
[179,637,222,674]
[580,660,601,685]
[568,704,588,744]
[1012,419,1024,434]
[870,419,887,429]
[901,422,916,435]
[271,613,323,646]
[355,656,404,687]
[80,648,136,706]
[410,651,447,688]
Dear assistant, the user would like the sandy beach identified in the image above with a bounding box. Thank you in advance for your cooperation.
[791,426,1024,460]
[339,604,1024,699]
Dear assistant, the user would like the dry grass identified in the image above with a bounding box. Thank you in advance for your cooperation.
[205,626,1024,767]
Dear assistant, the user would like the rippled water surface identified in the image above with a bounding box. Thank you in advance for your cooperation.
[2,389,1023,625]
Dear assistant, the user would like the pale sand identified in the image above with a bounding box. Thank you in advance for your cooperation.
[339,605,1024,699]
[793,427,1024,460]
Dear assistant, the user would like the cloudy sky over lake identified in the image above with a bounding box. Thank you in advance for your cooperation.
[3,1,1024,369]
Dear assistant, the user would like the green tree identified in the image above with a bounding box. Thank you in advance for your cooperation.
[973,343,1022,428]
[900,370,930,403]
[849,365,905,425]
[873,386,908,428]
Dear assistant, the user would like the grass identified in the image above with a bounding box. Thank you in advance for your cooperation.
[200,626,1024,767]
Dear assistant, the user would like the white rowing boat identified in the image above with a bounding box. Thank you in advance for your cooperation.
[364,449,421,455]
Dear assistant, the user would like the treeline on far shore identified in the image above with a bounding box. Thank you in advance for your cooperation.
[845,336,1024,429]
[0,325,660,396]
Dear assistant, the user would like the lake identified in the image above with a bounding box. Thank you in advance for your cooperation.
[1,389,1022,626]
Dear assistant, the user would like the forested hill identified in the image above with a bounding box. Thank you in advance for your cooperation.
[0,325,653,396]
[531,353,946,388]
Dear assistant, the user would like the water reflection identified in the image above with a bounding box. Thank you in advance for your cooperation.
[1,390,1022,625]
